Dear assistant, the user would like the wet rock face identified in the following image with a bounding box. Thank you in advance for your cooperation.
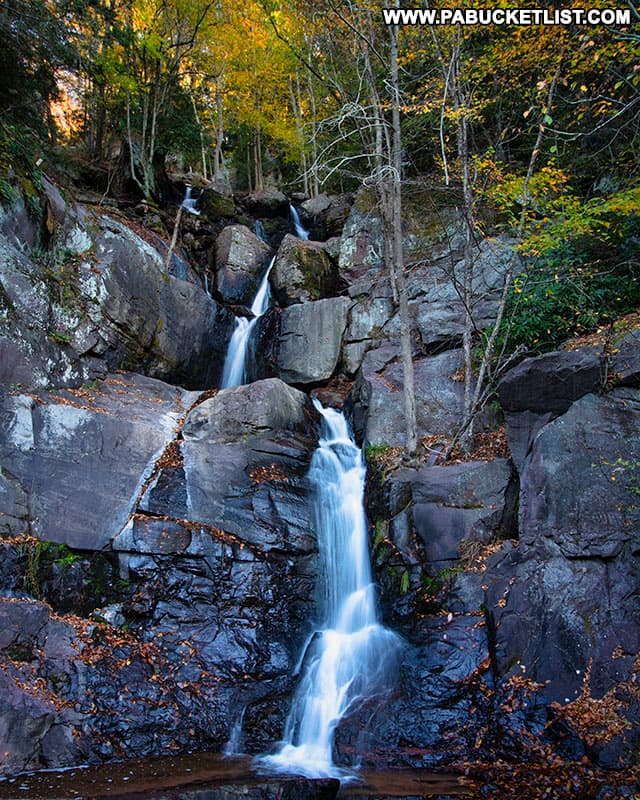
[0,376,324,776]
[214,223,272,305]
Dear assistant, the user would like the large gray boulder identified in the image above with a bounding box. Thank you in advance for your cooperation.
[277,297,351,385]
[391,459,517,564]
[497,348,604,415]
[0,204,234,390]
[498,348,605,472]
[270,234,339,306]
[350,346,465,447]
[214,223,272,305]
[0,373,195,549]
[519,388,640,559]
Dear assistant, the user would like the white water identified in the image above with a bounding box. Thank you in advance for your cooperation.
[220,257,275,388]
[262,402,399,779]
[181,186,200,215]
[290,204,310,240]
[255,219,267,242]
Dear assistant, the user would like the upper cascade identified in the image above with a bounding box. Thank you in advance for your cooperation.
[220,256,275,388]
[290,203,310,240]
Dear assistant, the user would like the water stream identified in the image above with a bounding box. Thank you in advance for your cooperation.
[261,402,399,779]
[181,186,201,216]
[290,204,310,239]
[220,256,275,388]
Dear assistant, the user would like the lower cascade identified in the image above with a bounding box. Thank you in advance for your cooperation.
[220,256,275,388]
[261,401,399,779]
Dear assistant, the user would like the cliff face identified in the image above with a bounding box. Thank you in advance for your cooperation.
[0,177,638,783]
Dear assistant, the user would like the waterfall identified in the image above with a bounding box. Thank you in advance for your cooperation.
[261,402,399,779]
[290,204,310,240]
[255,219,267,242]
[220,257,275,388]
[181,186,201,216]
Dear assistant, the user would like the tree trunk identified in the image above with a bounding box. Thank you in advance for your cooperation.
[389,10,418,455]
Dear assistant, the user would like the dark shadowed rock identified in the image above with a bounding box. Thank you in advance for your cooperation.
[391,460,517,564]
[198,187,236,219]
[610,328,640,387]
[300,193,353,240]
[484,537,640,753]
[497,348,604,415]
[519,389,640,558]
[277,297,351,385]
[502,409,554,473]
[215,224,272,305]
[270,234,339,306]
[243,189,290,218]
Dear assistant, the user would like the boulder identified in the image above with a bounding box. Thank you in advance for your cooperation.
[341,295,395,374]
[408,237,518,351]
[0,373,195,550]
[0,208,235,390]
[300,193,353,240]
[94,216,234,387]
[183,378,314,445]
[610,328,640,387]
[243,189,290,219]
[519,389,640,559]
[215,224,272,305]
[497,348,604,415]
[176,378,320,553]
[277,297,351,385]
[350,346,465,447]
[270,234,339,306]
[391,459,517,564]
[198,187,236,219]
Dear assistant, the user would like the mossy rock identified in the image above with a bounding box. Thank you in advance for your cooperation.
[199,188,236,219]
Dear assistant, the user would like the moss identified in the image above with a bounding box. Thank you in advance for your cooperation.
[353,186,378,213]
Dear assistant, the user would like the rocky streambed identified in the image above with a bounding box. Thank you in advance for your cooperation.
[0,178,639,797]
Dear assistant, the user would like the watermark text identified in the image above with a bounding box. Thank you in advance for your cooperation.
[382,7,631,26]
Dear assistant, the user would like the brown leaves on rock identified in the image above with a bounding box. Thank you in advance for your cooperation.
[249,463,290,484]
[445,427,510,464]
[551,659,634,747]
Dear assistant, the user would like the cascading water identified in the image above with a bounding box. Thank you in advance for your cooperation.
[289,204,310,240]
[181,186,200,215]
[220,256,275,388]
[255,219,267,242]
[261,402,399,779]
